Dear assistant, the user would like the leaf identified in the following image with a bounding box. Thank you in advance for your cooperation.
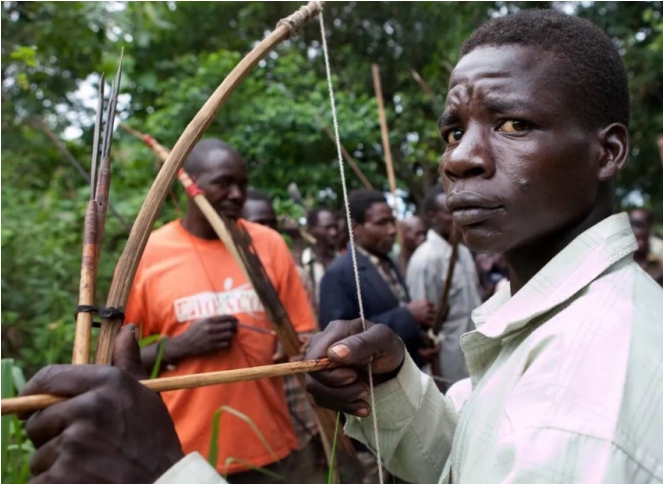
[326,412,342,484]
[150,337,168,380]
[1,359,15,477]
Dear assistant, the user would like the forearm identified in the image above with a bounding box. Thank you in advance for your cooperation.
[345,354,458,484]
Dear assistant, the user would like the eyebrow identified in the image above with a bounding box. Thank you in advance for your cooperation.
[483,97,535,115]
[438,110,460,128]
[438,97,536,128]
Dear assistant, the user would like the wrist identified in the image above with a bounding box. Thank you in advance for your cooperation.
[163,336,187,366]
[372,355,405,386]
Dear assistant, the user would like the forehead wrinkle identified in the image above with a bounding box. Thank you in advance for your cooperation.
[440,85,470,127]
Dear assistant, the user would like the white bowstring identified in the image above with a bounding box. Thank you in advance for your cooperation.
[318,8,385,484]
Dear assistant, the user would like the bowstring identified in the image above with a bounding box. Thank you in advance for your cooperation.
[318,8,385,484]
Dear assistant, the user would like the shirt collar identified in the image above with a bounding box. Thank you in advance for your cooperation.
[356,245,380,266]
[426,228,451,249]
[301,247,314,265]
[472,212,637,339]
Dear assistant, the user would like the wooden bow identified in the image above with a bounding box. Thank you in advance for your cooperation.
[94,1,326,365]
[119,125,364,481]
[427,224,460,390]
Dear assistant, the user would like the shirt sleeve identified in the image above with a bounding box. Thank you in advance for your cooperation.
[272,235,317,333]
[154,452,228,484]
[407,250,447,307]
[345,354,459,484]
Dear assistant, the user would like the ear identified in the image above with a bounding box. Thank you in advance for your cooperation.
[597,123,629,182]
[351,220,362,235]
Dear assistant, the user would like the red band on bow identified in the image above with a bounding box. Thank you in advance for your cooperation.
[179,169,204,197]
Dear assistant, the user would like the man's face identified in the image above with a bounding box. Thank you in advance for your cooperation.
[194,149,247,220]
[401,216,426,252]
[242,199,278,231]
[439,45,603,254]
[354,202,396,256]
[310,210,339,249]
[427,194,454,239]
[629,209,650,255]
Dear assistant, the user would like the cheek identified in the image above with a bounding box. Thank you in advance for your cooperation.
[498,135,596,210]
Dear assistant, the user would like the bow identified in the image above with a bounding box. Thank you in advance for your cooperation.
[0,0,325,411]
[94,1,326,365]
[119,125,365,481]
[426,224,460,390]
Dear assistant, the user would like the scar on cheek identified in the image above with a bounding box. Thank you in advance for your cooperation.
[518,179,531,190]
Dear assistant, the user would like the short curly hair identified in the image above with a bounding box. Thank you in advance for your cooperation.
[461,9,629,129]
[348,190,387,224]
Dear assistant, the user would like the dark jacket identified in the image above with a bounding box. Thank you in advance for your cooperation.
[319,248,421,365]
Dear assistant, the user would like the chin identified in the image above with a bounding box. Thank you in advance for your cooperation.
[459,226,509,255]
[219,208,241,220]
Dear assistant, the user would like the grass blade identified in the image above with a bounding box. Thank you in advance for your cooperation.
[1,359,15,477]
[208,408,222,469]
[150,337,168,380]
[326,411,341,484]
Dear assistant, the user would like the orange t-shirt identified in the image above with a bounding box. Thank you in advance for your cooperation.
[124,219,316,475]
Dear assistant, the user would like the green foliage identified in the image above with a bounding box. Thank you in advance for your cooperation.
[1,1,662,380]
[1,360,33,484]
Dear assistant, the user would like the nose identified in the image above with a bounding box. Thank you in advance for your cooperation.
[227,183,244,201]
[441,125,495,182]
[386,222,396,237]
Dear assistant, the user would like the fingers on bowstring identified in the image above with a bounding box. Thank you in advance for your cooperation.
[310,366,360,388]
[306,375,371,417]
[327,322,396,367]
[305,318,367,360]
[112,324,149,381]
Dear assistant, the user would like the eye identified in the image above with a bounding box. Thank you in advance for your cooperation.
[497,120,533,133]
[444,128,464,144]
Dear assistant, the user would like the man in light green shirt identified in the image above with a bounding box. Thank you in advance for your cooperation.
[305,9,663,484]
[16,9,662,484]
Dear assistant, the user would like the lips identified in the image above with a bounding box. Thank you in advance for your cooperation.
[447,192,502,226]
[218,202,243,217]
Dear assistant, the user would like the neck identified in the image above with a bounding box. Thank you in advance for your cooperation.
[433,226,450,240]
[633,250,648,263]
[313,242,335,265]
[504,206,612,295]
[181,211,218,240]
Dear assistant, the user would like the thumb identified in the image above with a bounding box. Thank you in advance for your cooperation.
[328,323,404,375]
[112,324,149,380]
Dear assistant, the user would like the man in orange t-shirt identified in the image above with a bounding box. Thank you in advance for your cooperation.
[125,139,316,483]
